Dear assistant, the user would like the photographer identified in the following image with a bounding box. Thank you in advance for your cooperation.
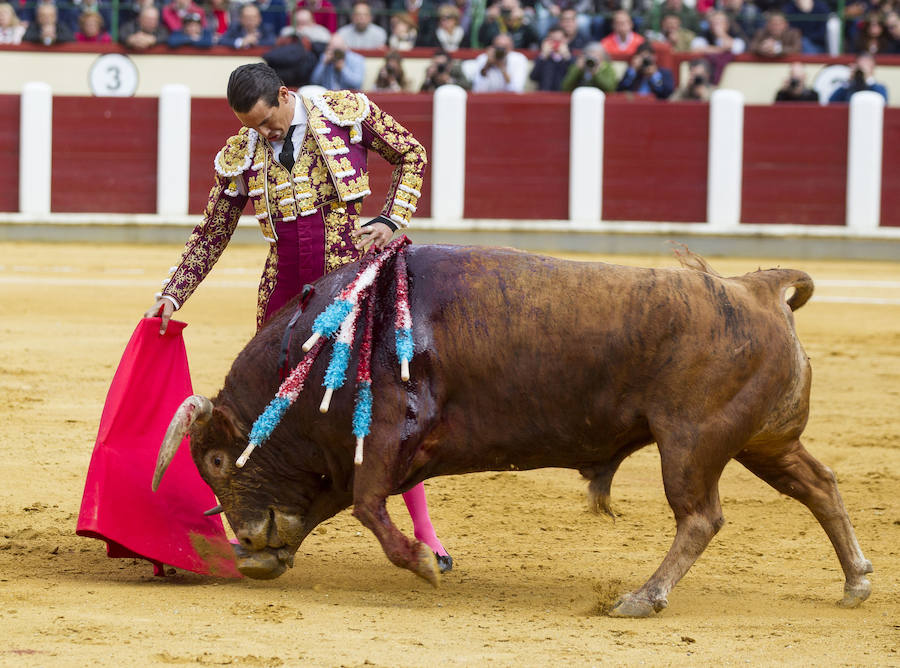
[420,49,471,92]
[465,33,529,92]
[374,50,408,91]
[673,58,714,101]
[616,42,675,99]
[561,41,617,93]
[530,26,575,91]
[311,33,365,91]
[774,61,819,102]
[829,53,889,103]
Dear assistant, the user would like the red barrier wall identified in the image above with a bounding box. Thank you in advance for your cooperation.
[51,97,158,213]
[189,98,245,215]
[603,99,708,223]
[881,108,900,228]
[741,104,848,226]
[0,95,19,213]
[464,94,570,220]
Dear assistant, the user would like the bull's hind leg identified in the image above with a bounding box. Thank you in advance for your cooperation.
[736,439,872,607]
[610,434,730,618]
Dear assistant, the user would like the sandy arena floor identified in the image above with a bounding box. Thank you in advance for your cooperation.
[0,241,898,667]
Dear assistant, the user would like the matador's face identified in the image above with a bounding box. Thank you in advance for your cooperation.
[234,86,295,143]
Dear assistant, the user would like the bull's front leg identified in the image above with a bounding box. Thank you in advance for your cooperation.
[351,450,441,587]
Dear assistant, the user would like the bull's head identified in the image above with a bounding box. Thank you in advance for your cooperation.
[153,394,352,579]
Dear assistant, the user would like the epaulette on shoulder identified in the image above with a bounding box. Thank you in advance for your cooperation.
[310,90,371,127]
[214,127,259,178]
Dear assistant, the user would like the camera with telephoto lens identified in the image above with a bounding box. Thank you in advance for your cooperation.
[640,56,653,69]
[494,46,507,60]
[333,48,345,60]
[789,77,801,88]
[436,62,448,74]
[692,75,706,87]
[585,57,598,69]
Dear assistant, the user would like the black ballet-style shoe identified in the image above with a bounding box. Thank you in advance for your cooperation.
[436,553,453,573]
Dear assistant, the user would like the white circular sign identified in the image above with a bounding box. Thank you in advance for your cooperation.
[89,53,139,97]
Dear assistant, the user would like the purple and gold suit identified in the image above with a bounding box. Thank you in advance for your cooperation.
[159,91,426,328]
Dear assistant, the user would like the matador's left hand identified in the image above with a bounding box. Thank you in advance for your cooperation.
[352,221,394,251]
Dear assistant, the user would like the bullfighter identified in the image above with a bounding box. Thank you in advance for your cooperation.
[144,63,452,570]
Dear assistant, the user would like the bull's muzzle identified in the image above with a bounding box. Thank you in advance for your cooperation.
[152,395,213,491]
[232,543,294,580]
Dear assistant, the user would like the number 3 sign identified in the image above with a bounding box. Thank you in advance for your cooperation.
[89,53,139,97]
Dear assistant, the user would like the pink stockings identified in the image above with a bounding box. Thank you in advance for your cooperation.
[402,482,449,557]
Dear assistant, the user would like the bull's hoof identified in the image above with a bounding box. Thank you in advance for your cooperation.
[413,542,440,588]
[837,577,872,608]
[436,553,453,573]
[236,549,288,580]
[608,593,665,618]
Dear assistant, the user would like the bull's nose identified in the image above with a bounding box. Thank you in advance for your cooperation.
[235,519,271,551]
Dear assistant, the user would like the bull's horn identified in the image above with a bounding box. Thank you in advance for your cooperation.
[203,504,224,516]
[151,395,213,491]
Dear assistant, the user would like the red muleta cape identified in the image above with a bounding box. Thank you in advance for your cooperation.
[76,317,240,577]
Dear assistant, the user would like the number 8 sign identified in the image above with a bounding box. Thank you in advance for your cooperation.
[89,53,139,97]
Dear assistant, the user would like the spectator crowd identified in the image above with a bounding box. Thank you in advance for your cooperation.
[0,0,894,101]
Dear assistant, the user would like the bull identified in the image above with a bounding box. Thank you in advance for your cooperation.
[152,245,872,617]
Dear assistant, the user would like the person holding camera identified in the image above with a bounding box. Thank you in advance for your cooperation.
[829,52,888,103]
[774,61,819,102]
[529,25,574,91]
[420,49,471,92]
[311,33,365,90]
[374,49,409,91]
[465,33,529,92]
[616,42,675,99]
[561,40,617,92]
[673,57,714,100]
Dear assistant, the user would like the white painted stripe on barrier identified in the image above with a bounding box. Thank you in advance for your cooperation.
[431,85,467,223]
[569,87,604,223]
[20,82,53,216]
[846,91,884,232]
[707,89,744,230]
[157,84,192,216]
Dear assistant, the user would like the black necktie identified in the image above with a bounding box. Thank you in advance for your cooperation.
[278,125,296,172]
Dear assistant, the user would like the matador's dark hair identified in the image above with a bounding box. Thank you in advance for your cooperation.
[227,63,283,113]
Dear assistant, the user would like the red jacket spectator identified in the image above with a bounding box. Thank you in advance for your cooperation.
[600,9,645,57]
[296,0,337,33]
[162,0,207,32]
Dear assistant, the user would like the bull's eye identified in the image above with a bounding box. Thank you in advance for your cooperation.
[213,456,223,468]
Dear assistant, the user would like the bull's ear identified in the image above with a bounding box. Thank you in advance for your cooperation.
[214,404,247,444]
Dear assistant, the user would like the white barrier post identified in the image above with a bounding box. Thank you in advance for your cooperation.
[156,84,192,216]
[431,84,466,223]
[846,91,884,232]
[568,87,604,223]
[19,81,53,215]
[707,89,744,229]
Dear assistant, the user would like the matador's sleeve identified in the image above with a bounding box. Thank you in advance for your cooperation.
[361,100,427,229]
[158,174,248,309]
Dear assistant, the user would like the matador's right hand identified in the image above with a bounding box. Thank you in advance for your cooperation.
[144,298,175,335]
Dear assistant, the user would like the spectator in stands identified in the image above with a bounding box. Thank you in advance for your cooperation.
[419,48,471,91]
[530,25,574,90]
[76,9,111,41]
[265,35,318,86]
[478,0,540,50]
[168,10,214,45]
[311,33,365,88]
[829,52,888,102]
[205,0,234,42]
[648,13,696,51]
[673,57,714,99]
[279,6,332,45]
[222,3,276,47]
[561,40,617,91]
[782,0,829,53]
[774,61,819,101]
[336,1,387,48]
[558,7,589,50]
[690,9,745,54]
[120,5,169,48]
[601,9,645,56]
[373,49,408,90]
[296,0,338,33]
[118,0,156,30]
[719,0,763,41]
[22,0,78,33]
[0,2,26,44]
[616,41,675,98]
[647,0,700,33]
[854,12,890,53]
[162,0,207,32]
[884,10,900,52]
[749,11,802,57]
[256,0,289,35]
[388,11,417,49]
[24,3,75,44]
[464,32,529,92]
[417,3,466,51]
[73,0,113,32]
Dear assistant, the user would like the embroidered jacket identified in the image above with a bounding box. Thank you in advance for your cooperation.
[159,90,427,317]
